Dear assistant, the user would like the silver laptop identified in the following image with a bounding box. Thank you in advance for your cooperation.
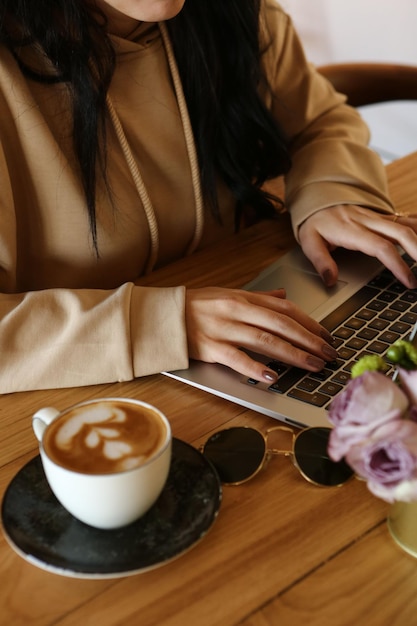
[164,246,416,429]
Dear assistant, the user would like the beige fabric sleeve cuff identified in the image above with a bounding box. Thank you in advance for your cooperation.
[130,285,189,377]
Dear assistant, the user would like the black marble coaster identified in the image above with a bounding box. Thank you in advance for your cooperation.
[1,438,222,578]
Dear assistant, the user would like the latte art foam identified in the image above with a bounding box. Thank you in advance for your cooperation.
[43,401,167,474]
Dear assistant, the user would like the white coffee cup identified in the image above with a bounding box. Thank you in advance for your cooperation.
[32,397,172,529]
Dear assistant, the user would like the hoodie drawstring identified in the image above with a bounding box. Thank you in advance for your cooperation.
[106,22,204,274]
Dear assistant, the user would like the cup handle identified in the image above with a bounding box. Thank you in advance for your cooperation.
[32,407,60,442]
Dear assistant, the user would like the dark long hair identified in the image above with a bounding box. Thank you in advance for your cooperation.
[0,0,291,246]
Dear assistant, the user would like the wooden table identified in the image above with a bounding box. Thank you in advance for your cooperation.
[1,153,417,626]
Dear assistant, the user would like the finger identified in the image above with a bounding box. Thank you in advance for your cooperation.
[361,212,417,287]
[207,338,326,385]
[251,288,287,299]
[232,319,338,365]
[301,206,417,288]
[240,292,334,344]
[189,300,338,368]
[376,213,417,255]
[185,288,337,375]
[346,219,417,288]
[298,227,339,287]
[200,298,339,364]
[215,343,283,383]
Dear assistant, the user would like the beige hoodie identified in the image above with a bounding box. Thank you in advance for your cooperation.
[0,2,393,393]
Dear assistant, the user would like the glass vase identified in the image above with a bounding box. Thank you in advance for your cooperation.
[387,501,417,558]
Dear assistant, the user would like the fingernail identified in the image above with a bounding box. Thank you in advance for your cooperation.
[408,271,417,289]
[320,328,334,344]
[306,356,325,370]
[263,370,278,382]
[322,344,339,360]
[322,270,333,287]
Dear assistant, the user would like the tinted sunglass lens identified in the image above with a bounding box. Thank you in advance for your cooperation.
[202,427,266,484]
[294,427,354,486]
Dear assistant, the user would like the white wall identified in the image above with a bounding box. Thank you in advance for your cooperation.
[281,0,417,65]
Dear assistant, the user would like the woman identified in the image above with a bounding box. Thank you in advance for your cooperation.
[0,0,415,393]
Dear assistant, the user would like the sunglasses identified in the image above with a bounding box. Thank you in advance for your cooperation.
[201,425,354,487]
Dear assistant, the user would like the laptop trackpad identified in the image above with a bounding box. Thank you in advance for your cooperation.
[246,264,346,315]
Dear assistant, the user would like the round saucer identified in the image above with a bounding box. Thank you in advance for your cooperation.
[1,438,222,579]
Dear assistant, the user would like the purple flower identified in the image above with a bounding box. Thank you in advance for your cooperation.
[328,371,408,461]
[346,420,417,503]
[398,368,417,405]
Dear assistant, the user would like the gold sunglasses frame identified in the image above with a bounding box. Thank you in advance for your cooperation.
[201,425,354,487]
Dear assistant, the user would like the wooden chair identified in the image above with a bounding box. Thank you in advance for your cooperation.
[318,62,417,107]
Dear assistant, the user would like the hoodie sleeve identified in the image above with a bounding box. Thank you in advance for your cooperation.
[260,1,394,238]
[0,281,188,393]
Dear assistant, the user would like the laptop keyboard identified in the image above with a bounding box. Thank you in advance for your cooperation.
[245,254,417,410]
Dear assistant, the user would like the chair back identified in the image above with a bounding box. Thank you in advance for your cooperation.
[318,62,417,107]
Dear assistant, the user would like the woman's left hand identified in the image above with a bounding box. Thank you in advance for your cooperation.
[298,204,417,289]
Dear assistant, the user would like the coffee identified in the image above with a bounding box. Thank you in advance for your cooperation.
[42,400,167,475]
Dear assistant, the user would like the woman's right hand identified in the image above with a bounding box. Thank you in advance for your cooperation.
[185,287,338,382]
